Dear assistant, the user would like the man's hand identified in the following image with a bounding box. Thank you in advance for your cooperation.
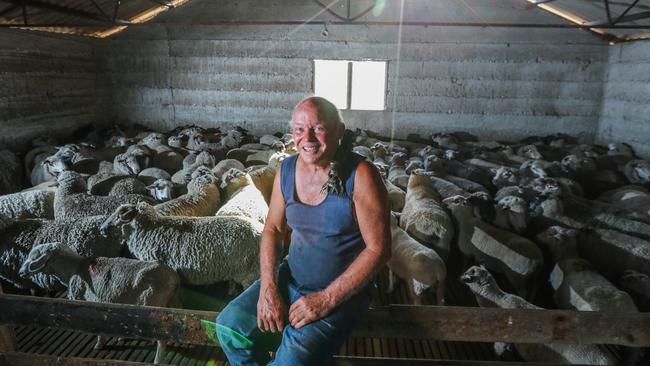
[257,285,286,333]
[288,291,334,329]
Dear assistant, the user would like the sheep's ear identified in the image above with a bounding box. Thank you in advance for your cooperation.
[136,201,150,211]
[25,252,50,274]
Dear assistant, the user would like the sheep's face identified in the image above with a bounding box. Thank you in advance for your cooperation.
[220,168,247,189]
[42,155,69,177]
[620,270,649,293]
[517,145,542,160]
[179,126,204,137]
[188,174,218,193]
[492,167,519,187]
[443,149,459,161]
[497,196,526,213]
[608,143,634,156]
[370,143,389,158]
[562,155,596,175]
[374,163,388,179]
[405,160,423,175]
[519,160,547,179]
[430,133,457,148]
[442,195,470,208]
[101,204,138,233]
[459,265,491,287]
[19,242,69,278]
[417,145,438,158]
[390,152,408,166]
[54,144,81,161]
[142,133,165,146]
[423,155,442,172]
[628,160,650,184]
[536,226,577,252]
[529,178,561,197]
[147,179,174,202]
[168,135,187,148]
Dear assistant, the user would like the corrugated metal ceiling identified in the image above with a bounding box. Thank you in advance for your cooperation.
[0,0,648,41]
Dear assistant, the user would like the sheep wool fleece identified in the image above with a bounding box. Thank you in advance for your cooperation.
[217,153,371,366]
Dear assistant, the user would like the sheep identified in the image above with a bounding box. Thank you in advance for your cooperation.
[581,228,650,281]
[216,172,268,225]
[387,214,446,305]
[624,159,650,185]
[108,177,148,197]
[0,214,123,291]
[154,174,221,217]
[399,171,454,261]
[146,179,176,202]
[0,190,54,220]
[99,202,263,287]
[384,178,405,212]
[19,242,179,364]
[212,158,246,181]
[492,195,528,235]
[444,195,543,299]
[172,151,215,185]
[137,167,171,186]
[388,152,410,190]
[620,270,650,310]
[460,265,618,365]
[535,226,638,313]
[54,170,154,220]
[247,165,277,200]
[352,146,373,161]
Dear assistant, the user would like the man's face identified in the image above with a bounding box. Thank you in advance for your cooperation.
[291,101,342,166]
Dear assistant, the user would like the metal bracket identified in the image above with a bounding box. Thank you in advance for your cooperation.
[313,0,376,23]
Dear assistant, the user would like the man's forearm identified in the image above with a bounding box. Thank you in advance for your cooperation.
[259,229,283,289]
[323,246,389,307]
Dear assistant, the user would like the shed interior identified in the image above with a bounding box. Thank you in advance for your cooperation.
[1,1,650,365]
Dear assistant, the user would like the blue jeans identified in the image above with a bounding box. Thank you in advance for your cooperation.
[216,262,370,366]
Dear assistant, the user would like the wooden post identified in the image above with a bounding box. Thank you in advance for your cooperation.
[0,286,16,352]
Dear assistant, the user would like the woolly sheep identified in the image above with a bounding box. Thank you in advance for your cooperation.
[216,172,268,225]
[0,215,123,291]
[100,202,263,287]
[536,226,638,313]
[154,174,221,217]
[0,190,54,220]
[399,171,454,261]
[54,170,154,220]
[460,265,618,365]
[212,159,246,181]
[20,242,179,363]
[444,195,543,299]
[387,214,446,305]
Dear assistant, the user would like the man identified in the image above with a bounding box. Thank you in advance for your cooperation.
[217,96,391,365]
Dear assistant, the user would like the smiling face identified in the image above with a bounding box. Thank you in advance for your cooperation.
[291,98,344,167]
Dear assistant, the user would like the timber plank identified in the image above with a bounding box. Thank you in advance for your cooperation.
[3,294,650,347]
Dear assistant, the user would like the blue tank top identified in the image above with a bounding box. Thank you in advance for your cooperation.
[281,153,366,291]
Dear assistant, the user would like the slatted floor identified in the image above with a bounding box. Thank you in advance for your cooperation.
[13,269,503,365]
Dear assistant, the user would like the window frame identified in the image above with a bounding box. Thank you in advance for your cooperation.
[312,59,388,111]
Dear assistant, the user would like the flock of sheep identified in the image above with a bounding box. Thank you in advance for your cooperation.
[1,124,650,364]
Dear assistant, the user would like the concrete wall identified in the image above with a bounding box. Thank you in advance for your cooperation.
[597,40,650,157]
[101,0,608,141]
[0,29,110,151]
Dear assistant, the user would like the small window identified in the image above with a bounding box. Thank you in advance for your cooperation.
[313,59,387,111]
